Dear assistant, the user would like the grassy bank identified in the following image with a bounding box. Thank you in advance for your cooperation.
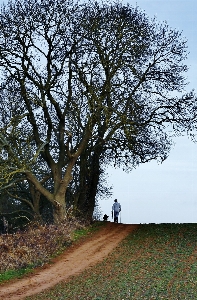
[27,223,197,299]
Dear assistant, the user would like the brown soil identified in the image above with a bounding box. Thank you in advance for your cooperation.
[0,222,139,300]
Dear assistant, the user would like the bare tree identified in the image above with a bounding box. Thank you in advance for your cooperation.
[0,0,196,223]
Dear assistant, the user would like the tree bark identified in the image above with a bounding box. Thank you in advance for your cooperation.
[76,144,102,220]
[29,182,43,222]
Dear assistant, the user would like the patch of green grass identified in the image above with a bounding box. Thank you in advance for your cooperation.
[26,223,197,300]
[72,227,91,241]
[72,221,106,241]
[0,267,33,283]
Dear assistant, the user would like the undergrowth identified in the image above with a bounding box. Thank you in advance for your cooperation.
[0,217,98,283]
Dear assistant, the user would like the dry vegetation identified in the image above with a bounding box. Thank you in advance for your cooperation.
[0,218,87,274]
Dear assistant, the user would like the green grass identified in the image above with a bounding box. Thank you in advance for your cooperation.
[26,223,197,300]
[71,220,105,241]
[0,267,33,283]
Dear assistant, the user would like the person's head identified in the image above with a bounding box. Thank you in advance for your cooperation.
[114,199,117,202]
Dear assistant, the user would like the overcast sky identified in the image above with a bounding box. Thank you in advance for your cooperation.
[100,0,197,223]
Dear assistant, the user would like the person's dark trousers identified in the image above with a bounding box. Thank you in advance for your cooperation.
[114,212,118,223]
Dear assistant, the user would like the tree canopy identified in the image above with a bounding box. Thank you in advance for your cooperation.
[0,0,196,223]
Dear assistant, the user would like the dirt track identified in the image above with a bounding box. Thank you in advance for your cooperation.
[0,222,139,300]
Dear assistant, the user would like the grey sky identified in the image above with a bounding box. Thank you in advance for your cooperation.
[100,0,197,223]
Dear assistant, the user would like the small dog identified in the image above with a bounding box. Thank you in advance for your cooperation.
[103,214,109,221]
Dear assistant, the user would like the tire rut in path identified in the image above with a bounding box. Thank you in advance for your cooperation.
[0,222,139,300]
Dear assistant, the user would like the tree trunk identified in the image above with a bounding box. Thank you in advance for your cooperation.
[52,162,74,223]
[52,197,67,224]
[75,150,89,218]
[85,151,101,220]
[25,126,92,224]
[29,182,43,222]
[76,145,102,220]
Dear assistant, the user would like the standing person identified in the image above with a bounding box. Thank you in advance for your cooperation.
[112,199,121,223]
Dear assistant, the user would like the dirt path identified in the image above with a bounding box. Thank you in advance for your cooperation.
[0,222,139,300]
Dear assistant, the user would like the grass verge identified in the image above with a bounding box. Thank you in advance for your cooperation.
[71,220,106,241]
[0,267,33,283]
[26,223,197,300]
